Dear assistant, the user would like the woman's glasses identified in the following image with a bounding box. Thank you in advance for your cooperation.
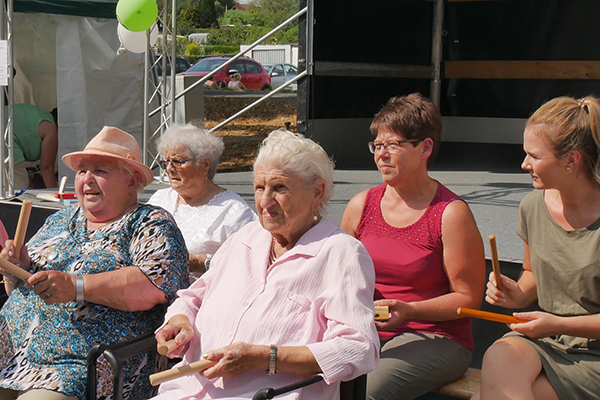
[368,139,422,154]
[158,158,193,169]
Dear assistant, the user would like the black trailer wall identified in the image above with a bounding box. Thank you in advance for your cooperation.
[298,0,600,168]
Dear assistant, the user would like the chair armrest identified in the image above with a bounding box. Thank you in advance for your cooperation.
[252,375,324,400]
[86,331,159,400]
[252,374,367,400]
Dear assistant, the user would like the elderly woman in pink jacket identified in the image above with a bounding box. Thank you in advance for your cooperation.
[151,130,380,400]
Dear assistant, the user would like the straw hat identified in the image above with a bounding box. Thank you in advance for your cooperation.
[62,126,153,187]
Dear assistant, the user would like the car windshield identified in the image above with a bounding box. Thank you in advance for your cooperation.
[188,59,227,72]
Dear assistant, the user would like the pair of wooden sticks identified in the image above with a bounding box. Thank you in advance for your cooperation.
[457,235,527,324]
[148,236,512,385]
[0,200,33,281]
[149,305,392,385]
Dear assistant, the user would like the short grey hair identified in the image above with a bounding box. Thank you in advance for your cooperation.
[117,160,146,196]
[254,130,334,213]
[156,123,224,179]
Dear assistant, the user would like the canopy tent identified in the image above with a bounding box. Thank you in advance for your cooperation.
[4,0,154,191]
[15,0,117,19]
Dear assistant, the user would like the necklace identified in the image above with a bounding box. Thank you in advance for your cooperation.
[269,238,278,265]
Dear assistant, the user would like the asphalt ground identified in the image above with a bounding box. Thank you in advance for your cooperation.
[17,143,531,263]
[145,142,532,264]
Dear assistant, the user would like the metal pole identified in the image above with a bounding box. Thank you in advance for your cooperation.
[169,0,176,127]
[306,0,314,75]
[430,0,444,107]
[149,6,308,118]
[208,71,307,133]
[0,0,14,197]
[0,0,5,197]
[143,27,151,164]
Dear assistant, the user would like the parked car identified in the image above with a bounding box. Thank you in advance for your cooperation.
[181,56,272,90]
[155,55,192,76]
[263,63,298,90]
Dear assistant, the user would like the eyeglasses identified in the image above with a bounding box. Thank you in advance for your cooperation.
[158,158,193,169]
[368,139,422,154]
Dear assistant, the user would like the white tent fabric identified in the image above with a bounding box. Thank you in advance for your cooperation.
[13,12,146,182]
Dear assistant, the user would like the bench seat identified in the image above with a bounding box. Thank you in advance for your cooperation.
[433,368,481,399]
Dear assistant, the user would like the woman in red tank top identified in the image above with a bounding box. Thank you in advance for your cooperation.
[341,93,486,400]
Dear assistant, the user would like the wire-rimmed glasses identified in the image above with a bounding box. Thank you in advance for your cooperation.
[158,158,193,169]
[368,139,422,154]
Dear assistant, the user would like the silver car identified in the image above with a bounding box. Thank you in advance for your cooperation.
[264,63,298,91]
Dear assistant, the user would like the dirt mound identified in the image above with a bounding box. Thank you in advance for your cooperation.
[203,97,297,172]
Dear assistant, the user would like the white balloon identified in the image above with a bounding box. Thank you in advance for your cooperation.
[118,23,159,53]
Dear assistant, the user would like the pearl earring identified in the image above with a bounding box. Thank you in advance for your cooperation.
[566,166,573,173]
[313,215,318,221]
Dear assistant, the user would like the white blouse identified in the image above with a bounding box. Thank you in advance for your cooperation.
[148,188,257,278]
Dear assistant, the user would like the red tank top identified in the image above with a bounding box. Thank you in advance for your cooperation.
[357,183,473,350]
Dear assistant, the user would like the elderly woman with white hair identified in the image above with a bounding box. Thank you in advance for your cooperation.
[148,123,256,282]
[150,130,380,400]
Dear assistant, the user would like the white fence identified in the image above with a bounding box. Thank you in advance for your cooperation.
[240,44,298,66]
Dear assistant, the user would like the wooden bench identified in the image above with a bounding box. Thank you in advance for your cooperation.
[433,368,481,399]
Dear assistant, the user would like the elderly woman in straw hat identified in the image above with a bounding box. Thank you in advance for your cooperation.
[150,130,379,400]
[0,127,189,400]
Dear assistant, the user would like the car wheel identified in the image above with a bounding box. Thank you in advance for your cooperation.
[217,81,227,89]
[261,84,272,91]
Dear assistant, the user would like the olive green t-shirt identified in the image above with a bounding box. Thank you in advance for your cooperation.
[4,104,54,164]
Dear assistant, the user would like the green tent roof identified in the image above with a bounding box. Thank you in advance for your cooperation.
[15,0,117,19]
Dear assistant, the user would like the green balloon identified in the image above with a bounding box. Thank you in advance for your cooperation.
[116,0,158,32]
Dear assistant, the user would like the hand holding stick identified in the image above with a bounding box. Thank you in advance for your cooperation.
[457,307,525,324]
[13,200,32,256]
[374,305,390,321]
[157,339,178,356]
[0,258,32,281]
[489,234,503,291]
[1,200,33,282]
[149,359,216,386]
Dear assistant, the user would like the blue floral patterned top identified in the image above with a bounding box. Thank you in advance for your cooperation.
[0,204,189,399]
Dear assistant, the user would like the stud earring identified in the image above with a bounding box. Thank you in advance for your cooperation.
[566,166,573,173]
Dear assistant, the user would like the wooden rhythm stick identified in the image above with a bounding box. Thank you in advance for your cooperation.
[13,200,32,256]
[457,307,525,324]
[157,339,178,356]
[0,257,32,281]
[149,359,216,386]
[374,305,390,321]
[488,234,503,291]
[58,176,68,202]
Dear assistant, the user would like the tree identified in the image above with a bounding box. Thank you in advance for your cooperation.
[198,0,219,29]
[215,0,236,18]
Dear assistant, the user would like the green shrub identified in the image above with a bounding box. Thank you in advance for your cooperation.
[186,42,201,55]
[203,45,240,56]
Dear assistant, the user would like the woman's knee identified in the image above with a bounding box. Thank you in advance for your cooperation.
[482,337,532,371]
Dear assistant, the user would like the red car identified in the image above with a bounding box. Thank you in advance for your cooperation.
[181,56,272,90]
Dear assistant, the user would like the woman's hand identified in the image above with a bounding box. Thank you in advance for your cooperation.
[202,342,267,379]
[508,311,562,339]
[28,270,76,305]
[374,299,413,331]
[485,271,530,309]
[0,240,31,272]
[0,240,31,294]
[188,253,208,274]
[155,314,194,358]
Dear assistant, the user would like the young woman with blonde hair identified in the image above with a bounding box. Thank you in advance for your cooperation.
[475,96,600,400]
